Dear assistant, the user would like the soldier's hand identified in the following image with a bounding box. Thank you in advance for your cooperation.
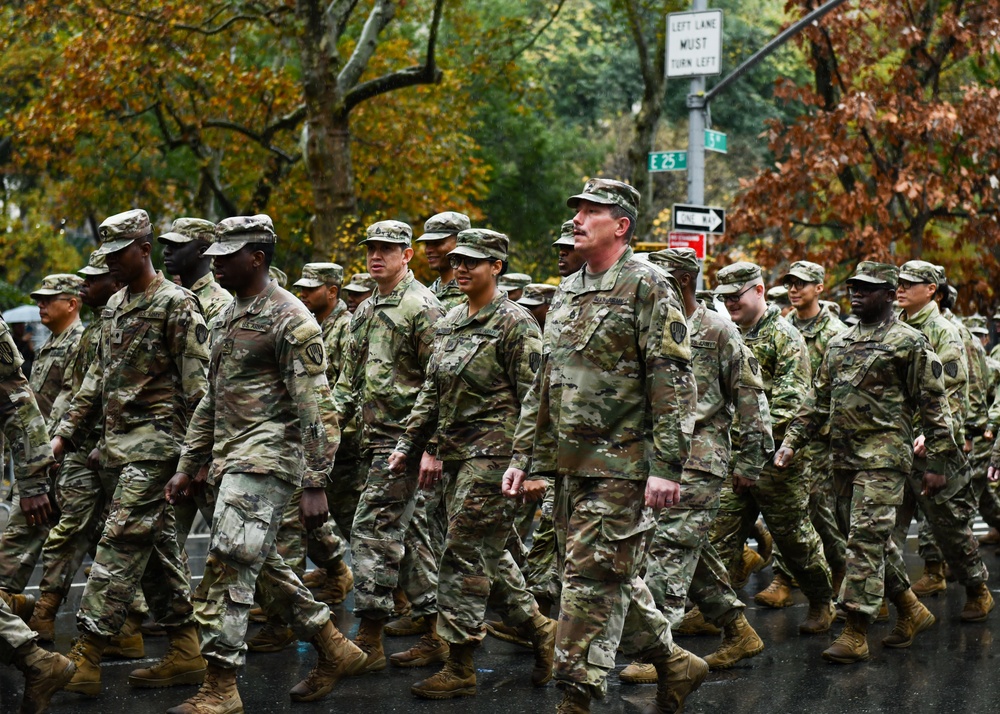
[87,447,102,471]
[773,446,795,468]
[164,472,192,504]
[733,475,756,495]
[645,476,680,510]
[921,471,947,497]
[521,479,547,503]
[913,435,927,458]
[300,487,330,532]
[989,465,1000,482]
[190,464,210,498]
[50,436,66,462]
[502,468,527,498]
[963,439,973,453]
[418,451,443,490]
[986,430,994,441]
[21,494,54,527]
[388,451,407,475]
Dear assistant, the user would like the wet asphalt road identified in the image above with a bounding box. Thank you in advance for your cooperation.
[3,526,1000,714]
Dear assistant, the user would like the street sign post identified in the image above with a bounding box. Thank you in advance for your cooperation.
[705,129,727,153]
[668,231,707,259]
[648,151,688,172]
[666,9,723,78]
[672,204,726,235]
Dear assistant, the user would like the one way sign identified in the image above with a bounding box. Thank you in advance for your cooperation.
[672,204,726,235]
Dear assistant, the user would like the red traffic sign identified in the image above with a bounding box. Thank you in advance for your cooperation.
[668,232,706,260]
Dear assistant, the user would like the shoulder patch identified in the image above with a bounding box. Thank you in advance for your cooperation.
[943,360,959,379]
[931,360,943,379]
[195,324,209,344]
[748,356,760,376]
[529,351,541,373]
[0,341,14,365]
[305,342,324,366]
[670,321,687,345]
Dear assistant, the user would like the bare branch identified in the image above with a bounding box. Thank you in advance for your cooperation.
[337,0,399,94]
[202,119,301,163]
[504,0,568,66]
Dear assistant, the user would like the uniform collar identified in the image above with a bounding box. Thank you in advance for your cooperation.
[744,303,781,339]
[901,300,939,327]
[373,270,414,308]
[563,247,633,295]
[454,290,505,328]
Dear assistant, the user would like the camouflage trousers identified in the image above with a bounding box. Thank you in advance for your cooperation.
[77,460,194,638]
[273,488,306,577]
[490,550,546,630]
[400,479,446,619]
[305,448,365,569]
[174,487,216,551]
[0,595,34,663]
[892,461,988,587]
[554,475,674,700]
[351,450,420,619]
[0,483,49,593]
[194,472,330,669]
[644,468,745,627]
[711,461,833,602]
[522,485,561,604]
[833,470,910,619]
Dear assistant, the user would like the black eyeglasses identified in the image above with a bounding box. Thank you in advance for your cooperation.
[722,286,755,304]
[448,256,487,270]
[782,278,814,290]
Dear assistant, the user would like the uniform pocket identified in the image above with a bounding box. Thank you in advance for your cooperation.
[210,492,275,566]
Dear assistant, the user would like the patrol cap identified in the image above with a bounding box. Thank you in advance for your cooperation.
[78,251,110,276]
[293,263,344,289]
[499,273,532,292]
[418,212,471,242]
[846,261,898,289]
[713,262,762,296]
[648,248,700,274]
[552,220,576,248]
[566,178,640,218]
[269,266,288,287]
[766,285,790,305]
[782,260,825,284]
[360,220,412,247]
[449,229,508,262]
[517,283,557,307]
[157,217,216,245]
[206,215,277,256]
[31,274,84,299]
[343,273,376,293]
[898,260,938,285]
[965,315,989,336]
[94,209,152,256]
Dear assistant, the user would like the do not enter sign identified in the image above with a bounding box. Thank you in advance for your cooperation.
[668,232,706,259]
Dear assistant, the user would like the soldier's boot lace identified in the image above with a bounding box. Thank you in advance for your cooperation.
[960,582,995,622]
[247,620,296,653]
[754,572,795,609]
[105,611,145,659]
[645,645,709,714]
[64,632,109,696]
[313,558,354,607]
[672,606,721,637]
[910,561,947,597]
[705,613,764,670]
[411,642,477,700]
[821,612,870,664]
[13,641,76,714]
[882,588,936,647]
[799,600,836,634]
[166,664,243,714]
[128,623,206,688]
[352,616,387,672]
[389,614,449,667]
[0,590,36,624]
[289,619,367,701]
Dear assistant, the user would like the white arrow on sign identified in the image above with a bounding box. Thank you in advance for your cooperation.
[676,209,723,231]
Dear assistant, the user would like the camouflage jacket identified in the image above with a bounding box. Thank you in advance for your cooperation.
[50,314,105,448]
[943,308,988,434]
[688,303,773,481]
[321,300,352,386]
[191,272,233,324]
[177,281,338,488]
[429,276,466,312]
[738,304,811,444]
[519,248,696,483]
[790,304,846,377]
[333,271,444,452]
[396,291,542,464]
[784,315,958,476]
[987,357,1000,433]
[29,318,85,421]
[55,272,209,468]
[0,317,55,497]
[901,302,968,441]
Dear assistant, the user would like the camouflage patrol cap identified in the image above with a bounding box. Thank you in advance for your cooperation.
[766,285,790,305]
[78,251,110,276]
[898,260,938,285]
[499,273,532,291]
[206,214,277,256]
[31,274,84,299]
[649,247,700,274]
[713,262,762,296]
[782,260,825,284]
[343,272,376,294]
[157,217,217,245]
[449,229,508,262]
[293,262,344,289]
[269,266,288,287]
[847,261,898,288]
[94,209,152,256]
[552,220,576,248]
[361,220,412,247]
[965,315,989,336]
[517,283,557,307]
[418,212,471,242]
[567,178,640,218]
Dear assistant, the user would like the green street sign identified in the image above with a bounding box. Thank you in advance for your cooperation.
[705,129,727,154]
[648,150,688,172]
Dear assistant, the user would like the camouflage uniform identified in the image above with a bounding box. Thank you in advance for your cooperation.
[55,209,209,638]
[333,221,445,620]
[177,216,339,667]
[189,273,232,324]
[709,271,833,605]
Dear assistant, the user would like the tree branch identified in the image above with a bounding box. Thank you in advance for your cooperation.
[202,119,301,163]
[503,0,568,66]
[337,0,399,94]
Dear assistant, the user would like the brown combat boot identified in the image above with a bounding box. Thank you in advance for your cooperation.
[672,607,721,637]
[731,546,765,590]
[385,614,432,637]
[753,519,774,566]
[248,605,267,624]
[979,527,1000,546]
[247,620,296,653]
[556,687,591,714]
[352,616,387,672]
[303,567,328,589]
[411,642,477,700]
[313,559,354,606]
[27,592,61,642]
[822,612,870,664]
[882,589,936,648]
[105,612,145,659]
[527,613,556,686]
[705,613,764,670]
[128,623,207,688]
[960,582,996,622]
[0,590,36,624]
[620,660,657,684]
[754,573,795,609]
[13,641,76,714]
[392,587,412,617]
[799,600,836,634]
[645,646,709,714]
[910,562,947,597]
[289,619,368,701]
[166,664,243,714]
[484,619,533,648]
[64,632,109,696]
[390,613,449,667]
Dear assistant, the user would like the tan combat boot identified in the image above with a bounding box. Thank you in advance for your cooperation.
[821,612,870,664]
[411,642,477,700]
[672,606,721,637]
[960,582,995,622]
[313,559,354,607]
[484,619,532,648]
[755,572,795,608]
[13,641,76,714]
[289,619,368,701]
[556,686,591,714]
[390,613,449,667]
[385,614,432,637]
[705,613,764,670]
[247,605,267,624]
[882,589,936,647]
[645,646,709,714]
[620,660,657,684]
[166,664,243,714]
[352,616,387,672]
[105,611,146,659]
[26,592,61,642]
[910,562,946,597]
[392,586,412,617]
[799,600,836,634]
[128,623,207,688]
[64,632,109,696]
[0,590,36,624]
[731,546,765,590]
[753,519,774,566]
[303,567,328,589]
[979,527,1000,546]
[527,613,556,686]
[247,620,296,653]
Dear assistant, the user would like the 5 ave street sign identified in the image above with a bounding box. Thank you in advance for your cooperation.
[673,204,726,234]
[705,129,727,153]
[666,9,723,78]
[648,150,688,172]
